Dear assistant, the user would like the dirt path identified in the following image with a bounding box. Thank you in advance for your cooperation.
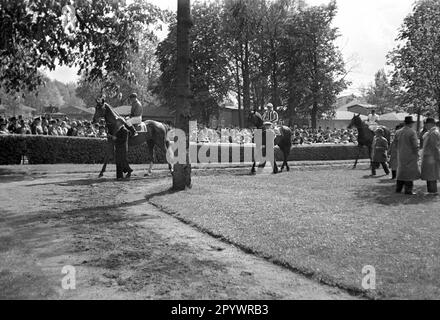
[0,167,356,299]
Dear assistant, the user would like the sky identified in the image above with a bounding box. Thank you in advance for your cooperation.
[46,0,415,96]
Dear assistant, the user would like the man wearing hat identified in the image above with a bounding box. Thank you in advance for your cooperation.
[124,93,143,137]
[421,117,440,194]
[394,116,421,195]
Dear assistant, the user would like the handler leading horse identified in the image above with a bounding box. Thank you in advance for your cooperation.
[248,111,292,174]
[348,114,391,169]
[92,98,173,179]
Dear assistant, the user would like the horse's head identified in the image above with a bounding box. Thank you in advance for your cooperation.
[248,110,263,129]
[348,114,363,129]
[92,97,106,124]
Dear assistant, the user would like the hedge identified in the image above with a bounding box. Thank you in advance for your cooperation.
[0,135,369,165]
[0,135,164,165]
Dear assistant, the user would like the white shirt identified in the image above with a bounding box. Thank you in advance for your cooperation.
[368,114,380,124]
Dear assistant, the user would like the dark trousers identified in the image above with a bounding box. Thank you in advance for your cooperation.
[396,180,414,194]
[114,128,131,179]
[391,170,397,179]
[427,181,438,194]
[372,162,390,175]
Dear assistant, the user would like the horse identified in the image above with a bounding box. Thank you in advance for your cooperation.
[92,98,173,179]
[248,111,292,174]
[348,114,391,169]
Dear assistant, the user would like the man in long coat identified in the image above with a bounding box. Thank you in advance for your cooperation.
[395,116,421,195]
[421,118,440,194]
[389,123,404,180]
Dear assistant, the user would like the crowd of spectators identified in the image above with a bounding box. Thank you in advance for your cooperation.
[191,124,358,145]
[291,127,358,145]
[1,115,359,145]
[0,115,108,138]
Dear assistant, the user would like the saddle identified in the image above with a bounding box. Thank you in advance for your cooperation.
[134,122,147,132]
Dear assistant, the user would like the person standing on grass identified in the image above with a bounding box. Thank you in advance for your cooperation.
[394,116,420,195]
[421,118,440,195]
[389,123,404,180]
[371,128,390,176]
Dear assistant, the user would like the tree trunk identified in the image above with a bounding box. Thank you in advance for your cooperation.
[173,0,193,191]
[270,38,280,107]
[235,57,243,128]
[311,101,318,129]
[242,40,251,127]
[416,106,422,134]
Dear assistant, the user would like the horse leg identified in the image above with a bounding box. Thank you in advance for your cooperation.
[281,149,289,172]
[353,145,361,169]
[368,145,373,169]
[99,140,113,178]
[99,161,107,178]
[145,141,155,177]
[251,162,256,174]
[164,138,174,174]
[258,161,267,169]
[273,160,279,174]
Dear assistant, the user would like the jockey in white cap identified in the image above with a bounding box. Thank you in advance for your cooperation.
[366,109,380,132]
[262,103,281,136]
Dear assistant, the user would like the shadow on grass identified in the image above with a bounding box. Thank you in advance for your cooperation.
[354,182,438,206]
[25,174,168,188]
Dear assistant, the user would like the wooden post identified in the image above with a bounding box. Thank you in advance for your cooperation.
[172,0,193,191]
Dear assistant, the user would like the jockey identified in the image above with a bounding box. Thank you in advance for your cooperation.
[262,103,281,136]
[262,103,279,126]
[366,109,380,131]
[124,93,143,137]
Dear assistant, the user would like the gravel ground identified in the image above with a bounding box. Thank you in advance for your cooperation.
[0,165,356,300]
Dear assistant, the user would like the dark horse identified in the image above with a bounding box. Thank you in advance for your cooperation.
[248,111,292,174]
[348,114,391,169]
[92,98,173,179]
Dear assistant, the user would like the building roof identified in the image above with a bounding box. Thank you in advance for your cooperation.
[380,112,427,122]
[61,105,94,115]
[323,111,367,121]
[347,103,377,115]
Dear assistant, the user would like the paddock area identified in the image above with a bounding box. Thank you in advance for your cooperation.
[1,162,439,299]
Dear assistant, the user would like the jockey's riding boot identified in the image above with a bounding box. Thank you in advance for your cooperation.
[128,125,138,137]
[383,163,390,176]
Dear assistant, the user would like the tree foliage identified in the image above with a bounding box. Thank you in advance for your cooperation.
[156,0,233,124]
[0,0,166,94]
[156,0,347,128]
[362,69,398,114]
[388,0,440,117]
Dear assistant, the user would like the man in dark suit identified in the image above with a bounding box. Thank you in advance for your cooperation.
[394,116,421,195]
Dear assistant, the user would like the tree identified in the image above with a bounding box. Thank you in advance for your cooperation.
[172,0,193,191]
[0,0,165,94]
[76,29,162,109]
[156,1,233,125]
[388,0,440,118]
[362,69,398,113]
[281,1,348,128]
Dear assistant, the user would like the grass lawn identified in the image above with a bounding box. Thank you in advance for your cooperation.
[149,166,440,299]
